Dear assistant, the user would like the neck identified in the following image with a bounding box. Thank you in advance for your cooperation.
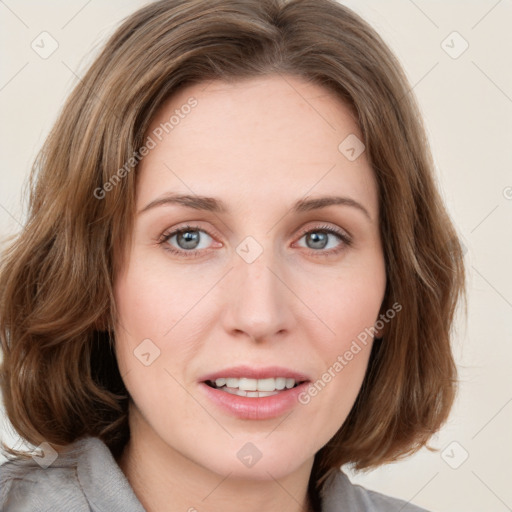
[116,407,317,512]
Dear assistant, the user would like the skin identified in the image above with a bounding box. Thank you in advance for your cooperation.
[114,74,387,512]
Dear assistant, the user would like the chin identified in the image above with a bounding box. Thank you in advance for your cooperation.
[191,437,314,481]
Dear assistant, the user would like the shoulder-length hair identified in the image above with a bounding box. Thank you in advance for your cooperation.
[0,0,466,496]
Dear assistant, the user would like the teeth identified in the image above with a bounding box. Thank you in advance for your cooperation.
[253,378,274,391]
[275,377,286,390]
[213,377,298,392]
[239,378,257,391]
[225,378,238,388]
[223,387,280,398]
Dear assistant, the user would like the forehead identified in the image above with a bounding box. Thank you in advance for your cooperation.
[137,74,377,216]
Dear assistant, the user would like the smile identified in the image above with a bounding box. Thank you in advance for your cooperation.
[205,377,302,397]
[199,366,311,420]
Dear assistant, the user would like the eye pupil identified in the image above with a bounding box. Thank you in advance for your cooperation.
[307,231,328,249]
[177,230,200,249]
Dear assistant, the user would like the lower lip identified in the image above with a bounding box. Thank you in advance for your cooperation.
[199,382,310,420]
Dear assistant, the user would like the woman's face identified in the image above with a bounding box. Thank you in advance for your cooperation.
[114,74,386,480]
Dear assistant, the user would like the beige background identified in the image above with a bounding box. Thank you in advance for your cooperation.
[1,1,511,511]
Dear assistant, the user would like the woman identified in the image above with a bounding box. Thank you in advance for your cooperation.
[0,0,466,511]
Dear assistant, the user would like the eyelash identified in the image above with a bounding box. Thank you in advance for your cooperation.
[158,223,352,259]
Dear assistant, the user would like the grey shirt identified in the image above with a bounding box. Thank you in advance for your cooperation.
[0,436,429,511]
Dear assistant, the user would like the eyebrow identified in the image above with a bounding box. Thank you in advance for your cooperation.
[138,193,372,221]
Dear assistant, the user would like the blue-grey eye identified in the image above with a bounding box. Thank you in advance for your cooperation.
[297,229,343,251]
[167,228,213,251]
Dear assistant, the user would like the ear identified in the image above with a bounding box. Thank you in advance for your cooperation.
[373,322,388,340]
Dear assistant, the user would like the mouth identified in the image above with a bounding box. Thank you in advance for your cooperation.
[198,366,311,420]
[204,377,306,398]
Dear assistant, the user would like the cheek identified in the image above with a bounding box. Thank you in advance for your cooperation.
[112,263,176,395]
[112,265,198,437]
[292,259,385,429]
[112,258,216,408]
[298,257,386,354]
[113,256,213,349]
[295,321,375,447]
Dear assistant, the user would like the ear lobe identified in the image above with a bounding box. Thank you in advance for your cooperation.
[373,309,390,339]
[373,323,388,340]
[375,322,388,338]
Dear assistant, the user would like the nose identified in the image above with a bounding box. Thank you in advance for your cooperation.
[221,246,295,344]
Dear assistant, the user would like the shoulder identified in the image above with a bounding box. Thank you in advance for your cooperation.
[0,436,144,512]
[320,470,431,512]
[0,439,91,511]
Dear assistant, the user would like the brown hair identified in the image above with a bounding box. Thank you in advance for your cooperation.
[0,0,466,499]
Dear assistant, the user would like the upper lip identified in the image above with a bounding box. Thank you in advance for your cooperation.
[200,365,311,383]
